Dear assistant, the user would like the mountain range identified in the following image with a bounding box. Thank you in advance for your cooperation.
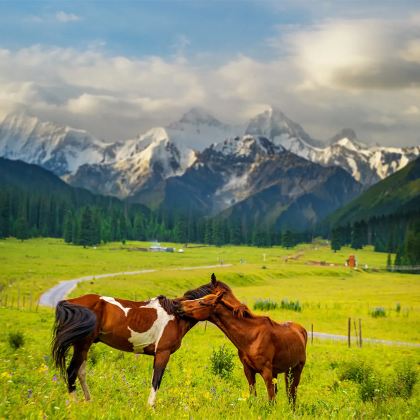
[0,107,418,231]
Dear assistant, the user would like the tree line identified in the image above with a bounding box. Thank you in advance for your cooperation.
[0,186,308,248]
[329,211,420,268]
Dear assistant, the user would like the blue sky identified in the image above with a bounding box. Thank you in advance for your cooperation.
[0,1,303,58]
[0,1,419,146]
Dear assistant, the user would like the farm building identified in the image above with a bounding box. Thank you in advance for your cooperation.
[149,242,174,252]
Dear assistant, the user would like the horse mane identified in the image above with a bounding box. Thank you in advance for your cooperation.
[157,295,181,316]
[183,282,214,300]
[231,302,254,319]
[183,279,233,300]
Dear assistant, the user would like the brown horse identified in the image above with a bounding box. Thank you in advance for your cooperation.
[52,293,194,406]
[179,274,307,405]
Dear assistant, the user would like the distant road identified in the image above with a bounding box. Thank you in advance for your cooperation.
[39,265,232,307]
[312,332,420,348]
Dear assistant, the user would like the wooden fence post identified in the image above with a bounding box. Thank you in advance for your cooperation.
[359,319,362,347]
[348,317,351,348]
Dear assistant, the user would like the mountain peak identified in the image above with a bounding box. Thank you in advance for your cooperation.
[178,107,224,127]
[210,135,284,158]
[245,106,321,148]
[329,128,367,149]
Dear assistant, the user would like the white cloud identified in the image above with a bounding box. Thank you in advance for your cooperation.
[55,11,81,23]
[0,14,420,147]
[279,18,420,91]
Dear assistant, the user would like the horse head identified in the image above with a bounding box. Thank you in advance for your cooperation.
[177,291,224,320]
[179,273,252,319]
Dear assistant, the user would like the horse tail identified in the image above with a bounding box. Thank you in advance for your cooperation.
[52,300,97,382]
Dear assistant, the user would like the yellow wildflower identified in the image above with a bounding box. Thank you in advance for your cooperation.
[38,364,49,374]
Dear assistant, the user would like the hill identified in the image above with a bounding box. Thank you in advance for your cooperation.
[325,157,420,228]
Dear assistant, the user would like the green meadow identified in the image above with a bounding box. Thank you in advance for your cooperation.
[0,238,419,419]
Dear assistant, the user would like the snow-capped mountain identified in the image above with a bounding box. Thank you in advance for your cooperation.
[299,131,419,185]
[245,106,324,150]
[0,113,107,176]
[0,107,418,206]
[165,107,237,150]
[159,134,362,229]
[69,127,196,198]
[68,108,235,199]
[245,107,420,185]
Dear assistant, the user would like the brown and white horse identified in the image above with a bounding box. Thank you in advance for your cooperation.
[179,274,307,406]
[52,292,194,406]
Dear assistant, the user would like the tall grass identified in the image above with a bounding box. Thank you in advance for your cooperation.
[253,298,302,312]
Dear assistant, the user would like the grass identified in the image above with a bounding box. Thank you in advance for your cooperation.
[0,238,419,418]
[0,307,418,419]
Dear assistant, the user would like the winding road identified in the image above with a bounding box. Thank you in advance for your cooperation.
[39,265,420,348]
[39,265,232,307]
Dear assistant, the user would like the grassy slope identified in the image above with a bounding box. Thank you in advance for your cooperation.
[0,308,419,419]
[0,239,419,419]
[325,157,420,227]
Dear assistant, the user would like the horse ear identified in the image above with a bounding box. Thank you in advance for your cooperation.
[211,273,217,285]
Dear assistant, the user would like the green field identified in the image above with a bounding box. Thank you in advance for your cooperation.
[0,238,419,419]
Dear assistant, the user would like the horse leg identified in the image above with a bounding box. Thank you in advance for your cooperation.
[67,341,92,401]
[243,363,257,396]
[77,347,92,401]
[261,367,275,402]
[148,350,170,407]
[287,362,304,409]
[273,373,278,395]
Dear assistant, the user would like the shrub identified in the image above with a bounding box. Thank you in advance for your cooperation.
[339,359,372,384]
[8,331,24,350]
[253,299,278,311]
[395,303,401,313]
[392,362,418,399]
[370,307,386,318]
[359,372,386,402]
[280,299,302,312]
[340,359,386,402]
[210,345,235,379]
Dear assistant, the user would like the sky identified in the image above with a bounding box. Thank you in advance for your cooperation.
[0,0,419,147]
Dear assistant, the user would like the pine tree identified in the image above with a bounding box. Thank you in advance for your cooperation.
[351,222,365,249]
[0,191,10,238]
[229,220,242,245]
[204,219,213,244]
[63,211,73,243]
[331,228,341,252]
[79,207,96,247]
[14,216,29,241]
[386,253,392,270]
[173,215,187,244]
[212,218,224,247]
[404,220,420,266]
[133,213,145,241]
[282,230,294,249]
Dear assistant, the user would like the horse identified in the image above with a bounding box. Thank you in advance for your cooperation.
[52,292,195,406]
[179,274,307,406]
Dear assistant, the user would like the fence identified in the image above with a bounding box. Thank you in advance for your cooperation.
[0,291,40,312]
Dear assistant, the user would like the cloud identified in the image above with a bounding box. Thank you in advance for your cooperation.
[55,11,81,23]
[0,14,420,147]
[280,18,420,91]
